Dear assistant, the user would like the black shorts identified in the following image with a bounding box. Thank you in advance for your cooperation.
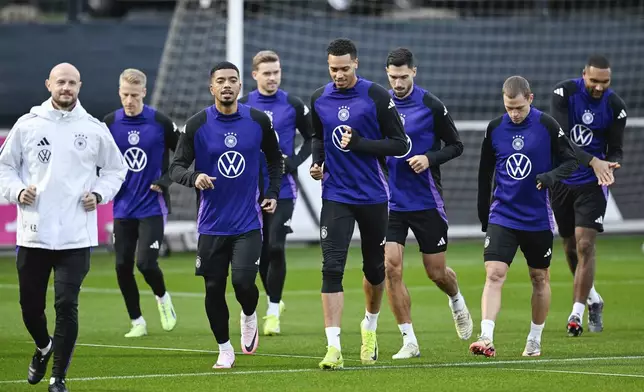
[551,182,607,238]
[319,200,388,275]
[262,199,295,250]
[483,224,553,269]
[196,230,262,277]
[113,215,165,268]
[387,209,448,254]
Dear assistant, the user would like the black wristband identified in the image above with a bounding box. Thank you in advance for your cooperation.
[92,192,103,204]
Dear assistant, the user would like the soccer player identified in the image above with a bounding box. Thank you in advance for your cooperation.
[238,50,313,336]
[103,68,179,338]
[383,47,472,359]
[169,61,283,369]
[550,55,626,336]
[471,76,578,358]
[309,38,408,369]
[0,63,127,392]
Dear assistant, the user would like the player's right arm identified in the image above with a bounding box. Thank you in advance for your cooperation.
[344,83,408,157]
[535,114,579,189]
[310,87,325,166]
[169,111,206,188]
[153,112,180,189]
[550,81,595,167]
[477,119,499,232]
[0,116,30,204]
[423,93,464,165]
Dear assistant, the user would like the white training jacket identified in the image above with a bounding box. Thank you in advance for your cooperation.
[0,98,127,250]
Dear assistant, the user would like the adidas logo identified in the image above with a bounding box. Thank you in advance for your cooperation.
[437,237,446,246]
[554,88,564,97]
[544,248,552,258]
[595,216,603,224]
[380,237,386,246]
[618,109,627,119]
[388,99,395,109]
[149,241,159,249]
[37,137,51,147]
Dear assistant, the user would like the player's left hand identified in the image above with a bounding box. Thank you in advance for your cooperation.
[340,125,353,149]
[261,198,277,214]
[150,184,163,193]
[81,192,97,212]
[407,155,430,173]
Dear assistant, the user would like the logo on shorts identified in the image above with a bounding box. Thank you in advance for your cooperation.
[128,130,140,145]
[224,132,238,148]
[484,236,490,248]
[512,135,524,151]
[506,153,532,180]
[582,110,594,125]
[337,106,350,122]
[320,226,328,239]
[196,256,201,268]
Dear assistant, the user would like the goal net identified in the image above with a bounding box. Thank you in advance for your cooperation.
[151,0,644,244]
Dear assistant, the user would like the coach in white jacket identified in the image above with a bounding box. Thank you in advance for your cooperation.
[0,63,127,392]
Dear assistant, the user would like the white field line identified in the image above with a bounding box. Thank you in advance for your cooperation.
[0,354,643,384]
[497,367,644,379]
[74,342,362,362]
[1,279,643,298]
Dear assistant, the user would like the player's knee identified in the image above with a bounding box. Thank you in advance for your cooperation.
[363,261,385,286]
[136,260,160,276]
[576,237,595,259]
[427,265,448,284]
[321,268,344,293]
[385,260,402,282]
[268,242,286,263]
[485,265,507,285]
[54,286,80,318]
[115,261,133,276]
[204,275,227,297]
[20,300,44,319]
[529,270,549,287]
[231,269,256,291]
[423,255,447,283]
[384,244,402,278]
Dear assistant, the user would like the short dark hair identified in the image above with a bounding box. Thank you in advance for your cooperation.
[327,38,357,60]
[586,54,610,70]
[386,47,415,68]
[210,61,240,78]
[502,75,532,99]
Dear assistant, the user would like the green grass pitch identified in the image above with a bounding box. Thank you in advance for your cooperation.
[1,235,643,391]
